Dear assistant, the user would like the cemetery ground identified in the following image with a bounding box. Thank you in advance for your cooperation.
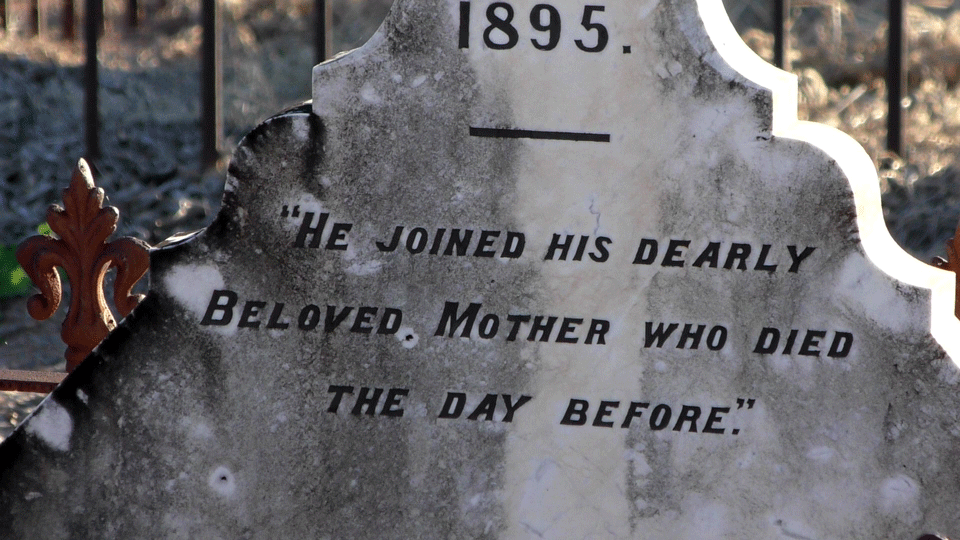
[1,0,960,441]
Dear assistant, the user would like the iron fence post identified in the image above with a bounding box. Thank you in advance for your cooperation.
[200,0,222,171]
[84,0,101,160]
[127,0,138,30]
[314,0,332,65]
[774,0,790,70]
[63,0,75,40]
[888,0,907,156]
[27,0,39,36]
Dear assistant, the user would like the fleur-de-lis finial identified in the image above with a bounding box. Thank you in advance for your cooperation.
[933,221,960,321]
[16,159,150,371]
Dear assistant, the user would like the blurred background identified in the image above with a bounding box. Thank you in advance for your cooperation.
[0,0,958,436]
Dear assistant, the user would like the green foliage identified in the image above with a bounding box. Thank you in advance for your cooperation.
[0,246,30,298]
[0,223,51,298]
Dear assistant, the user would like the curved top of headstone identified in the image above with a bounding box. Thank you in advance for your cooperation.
[2,0,959,538]
[311,0,960,352]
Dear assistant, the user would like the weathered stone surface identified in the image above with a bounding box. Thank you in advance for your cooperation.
[2,0,960,538]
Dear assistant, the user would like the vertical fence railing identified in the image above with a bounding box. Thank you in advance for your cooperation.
[1,0,333,394]
[773,0,789,71]
[26,0,38,35]
[888,0,906,156]
[83,0,101,161]
[126,0,137,30]
[200,0,222,171]
[314,0,332,64]
[3,0,913,163]
[774,0,907,156]
[63,0,75,40]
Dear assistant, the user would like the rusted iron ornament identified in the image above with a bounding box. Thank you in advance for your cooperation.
[16,159,150,372]
[932,222,960,321]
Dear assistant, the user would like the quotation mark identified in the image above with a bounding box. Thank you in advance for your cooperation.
[731,398,756,435]
[281,205,301,218]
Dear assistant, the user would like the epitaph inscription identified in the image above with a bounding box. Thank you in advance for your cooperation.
[2,0,960,538]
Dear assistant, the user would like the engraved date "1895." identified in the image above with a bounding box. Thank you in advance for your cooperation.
[459,1,609,52]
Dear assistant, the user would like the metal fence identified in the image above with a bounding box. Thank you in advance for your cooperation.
[0,0,332,171]
[0,0,913,168]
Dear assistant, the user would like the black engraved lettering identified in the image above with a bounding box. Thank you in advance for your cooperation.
[703,407,728,434]
[501,231,525,258]
[376,226,403,252]
[754,244,778,272]
[351,387,384,416]
[585,319,609,345]
[200,289,238,326]
[723,243,750,270]
[706,326,727,350]
[787,245,816,272]
[474,230,500,257]
[649,404,672,430]
[799,330,826,356]
[620,402,649,428]
[327,385,354,413]
[573,236,589,261]
[673,405,701,432]
[483,2,519,50]
[663,239,689,267]
[506,314,531,341]
[828,332,853,358]
[381,388,408,417]
[592,400,620,427]
[444,229,474,256]
[467,394,498,421]
[438,392,467,419]
[458,1,470,48]
[294,212,329,249]
[676,323,705,349]
[782,329,799,354]
[633,238,658,264]
[238,300,266,329]
[298,304,322,330]
[478,314,500,339]
[527,315,558,342]
[501,394,532,422]
[351,306,378,334]
[429,228,447,255]
[590,236,612,262]
[556,317,583,344]
[560,398,589,425]
[406,227,428,254]
[324,305,353,332]
[530,3,561,50]
[378,308,402,335]
[753,327,779,354]
[545,233,574,261]
[325,222,351,250]
[644,322,678,348]
[693,242,720,268]
[435,301,481,337]
[266,303,289,329]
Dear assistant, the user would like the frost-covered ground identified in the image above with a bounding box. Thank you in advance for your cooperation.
[1,0,960,438]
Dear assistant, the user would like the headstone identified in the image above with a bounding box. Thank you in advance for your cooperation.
[3,0,960,537]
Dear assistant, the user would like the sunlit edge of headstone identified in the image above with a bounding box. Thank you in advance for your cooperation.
[699,0,960,361]
[697,0,798,136]
[311,6,392,113]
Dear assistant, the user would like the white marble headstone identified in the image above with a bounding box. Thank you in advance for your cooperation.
[2,0,960,537]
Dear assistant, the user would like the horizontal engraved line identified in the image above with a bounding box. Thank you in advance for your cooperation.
[469,126,610,143]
